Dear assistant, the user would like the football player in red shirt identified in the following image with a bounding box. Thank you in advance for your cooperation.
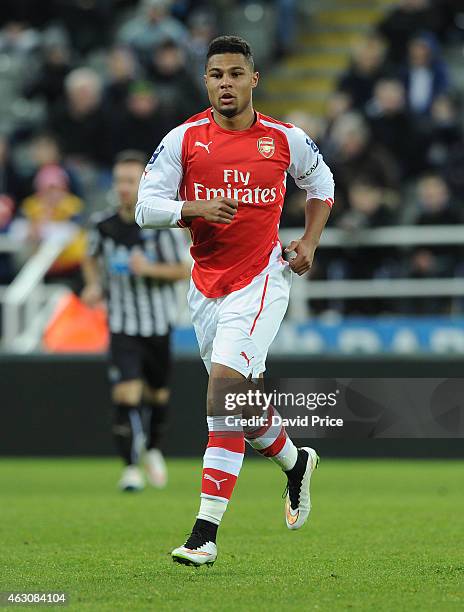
[136,35,334,566]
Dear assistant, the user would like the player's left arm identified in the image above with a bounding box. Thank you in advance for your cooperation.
[285,199,331,275]
[285,127,335,276]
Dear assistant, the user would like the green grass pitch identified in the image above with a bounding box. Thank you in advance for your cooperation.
[1,458,463,611]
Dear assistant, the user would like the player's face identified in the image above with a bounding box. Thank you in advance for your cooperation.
[205,53,259,119]
[113,162,143,212]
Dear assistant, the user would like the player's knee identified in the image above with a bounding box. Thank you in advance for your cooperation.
[207,365,248,416]
[145,386,170,405]
[112,381,143,405]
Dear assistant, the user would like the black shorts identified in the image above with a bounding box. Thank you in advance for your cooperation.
[109,333,171,389]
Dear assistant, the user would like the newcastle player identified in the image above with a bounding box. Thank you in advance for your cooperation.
[82,150,190,491]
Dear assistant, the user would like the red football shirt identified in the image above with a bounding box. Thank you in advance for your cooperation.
[136,107,334,298]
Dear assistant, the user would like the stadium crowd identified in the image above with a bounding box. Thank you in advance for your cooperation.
[0,0,463,315]
[282,0,464,314]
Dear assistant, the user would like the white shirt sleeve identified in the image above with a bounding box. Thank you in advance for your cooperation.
[286,126,335,206]
[135,126,185,229]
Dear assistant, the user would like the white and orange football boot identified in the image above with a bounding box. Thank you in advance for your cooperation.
[172,533,217,567]
[284,447,319,530]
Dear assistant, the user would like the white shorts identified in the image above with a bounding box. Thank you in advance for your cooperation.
[188,244,292,377]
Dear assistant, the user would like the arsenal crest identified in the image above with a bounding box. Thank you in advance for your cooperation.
[257,137,275,158]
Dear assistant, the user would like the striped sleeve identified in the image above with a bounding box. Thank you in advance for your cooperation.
[158,228,191,264]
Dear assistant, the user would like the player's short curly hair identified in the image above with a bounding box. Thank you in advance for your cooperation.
[206,35,254,69]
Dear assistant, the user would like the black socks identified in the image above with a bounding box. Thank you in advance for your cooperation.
[113,403,141,465]
[144,401,169,450]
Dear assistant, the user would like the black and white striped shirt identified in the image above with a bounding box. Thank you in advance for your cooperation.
[88,208,188,337]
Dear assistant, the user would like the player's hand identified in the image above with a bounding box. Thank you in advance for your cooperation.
[285,239,317,276]
[130,250,151,276]
[81,283,103,307]
[201,197,239,224]
[183,198,239,224]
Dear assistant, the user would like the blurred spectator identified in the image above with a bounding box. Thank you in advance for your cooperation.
[49,68,109,167]
[23,27,72,107]
[320,90,352,157]
[405,173,462,313]
[53,0,113,55]
[186,10,217,90]
[0,135,24,207]
[338,178,395,232]
[103,46,139,113]
[25,132,83,198]
[108,81,175,159]
[337,34,389,109]
[365,78,424,178]
[147,39,203,119]
[327,112,400,213]
[118,0,189,63]
[326,178,398,314]
[419,94,463,169]
[0,21,40,58]
[20,164,86,281]
[377,0,446,64]
[412,172,462,226]
[402,32,450,115]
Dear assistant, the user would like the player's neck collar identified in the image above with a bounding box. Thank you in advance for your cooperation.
[208,107,261,134]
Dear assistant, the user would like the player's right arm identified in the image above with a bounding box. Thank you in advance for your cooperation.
[135,126,238,229]
[81,256,103,306]
[181,198,238,224]
[81,222,103,307]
